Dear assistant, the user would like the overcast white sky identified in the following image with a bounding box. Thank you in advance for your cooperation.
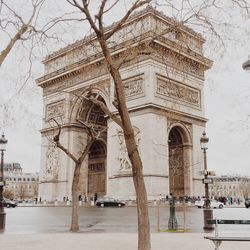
[1,1,250,176]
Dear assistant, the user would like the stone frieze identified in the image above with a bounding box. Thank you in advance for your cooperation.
[156,76,200,108]
[46,100,65,120]
[123,75,144,100]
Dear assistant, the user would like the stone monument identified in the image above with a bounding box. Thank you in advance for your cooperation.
[36,7,212,201]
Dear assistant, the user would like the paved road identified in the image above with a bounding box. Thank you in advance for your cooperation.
[3,205,250,234]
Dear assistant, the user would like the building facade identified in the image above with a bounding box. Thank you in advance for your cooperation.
[4,163,39,200]
[209,175,250,201]
[36,7,212,202]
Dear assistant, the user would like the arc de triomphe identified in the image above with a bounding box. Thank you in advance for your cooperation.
[36,7,212,202]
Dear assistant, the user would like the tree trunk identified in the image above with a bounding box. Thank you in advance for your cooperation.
[98,38,151,250]
[70,162,81,232]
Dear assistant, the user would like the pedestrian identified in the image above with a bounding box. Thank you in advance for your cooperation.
[159,194,162,201]
[237,197,241,205]
[94,193,98,203]
[78,194,82,201]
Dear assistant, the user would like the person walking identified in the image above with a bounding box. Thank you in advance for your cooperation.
[94,193,98,203]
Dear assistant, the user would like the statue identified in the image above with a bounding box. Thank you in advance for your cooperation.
[43,145,59,180]
[117,126,140,171]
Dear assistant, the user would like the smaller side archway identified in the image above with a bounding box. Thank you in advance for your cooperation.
[168,124,192,197]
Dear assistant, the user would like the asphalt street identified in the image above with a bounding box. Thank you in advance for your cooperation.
[3,205,250,234]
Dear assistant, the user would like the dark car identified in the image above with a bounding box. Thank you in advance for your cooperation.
[96,197,125,207]
[2,199,18,208]
[245,199,250,208]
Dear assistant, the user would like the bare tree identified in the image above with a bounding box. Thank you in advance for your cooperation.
[239,177,250,199]
[3,189,14,200]
[49,113,106,232]
[64,1,153,249]
[32,182,39,198]
[56,1,249,249]
[17,184,27,200]
[0,0,46,67]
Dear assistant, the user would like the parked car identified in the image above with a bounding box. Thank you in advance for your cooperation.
[96,197,125,207]
[245,199,250,208]
[2,199,18,208]
[195,199,224,209]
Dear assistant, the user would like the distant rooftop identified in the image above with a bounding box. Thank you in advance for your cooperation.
[4,162,22,172]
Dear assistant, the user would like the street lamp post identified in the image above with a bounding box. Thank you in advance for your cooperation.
[200,131,213,230]
[168,193,178,230]
[0,133,8,231]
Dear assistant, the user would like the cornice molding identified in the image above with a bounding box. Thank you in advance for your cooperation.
[37,38,210,90]
[124,103,208,125]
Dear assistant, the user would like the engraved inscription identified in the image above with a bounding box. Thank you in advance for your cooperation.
[156,77,200,107]
[46,100,65,120]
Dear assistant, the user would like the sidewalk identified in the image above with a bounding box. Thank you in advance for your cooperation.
[0,232,249,250]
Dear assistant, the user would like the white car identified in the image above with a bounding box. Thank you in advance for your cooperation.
[195,199,224,209]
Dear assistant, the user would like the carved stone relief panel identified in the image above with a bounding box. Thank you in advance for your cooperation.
[43,145,59,181]
[113,74,144,102]
[156,75,201,109]
[46,100,65,121]
[151,43,205,78]
[117,126,141,171]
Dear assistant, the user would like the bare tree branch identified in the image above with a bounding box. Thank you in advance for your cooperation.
[104,0,152,39]
[0,0,45,67]
[49,118,79,163]
[89,96,123,128]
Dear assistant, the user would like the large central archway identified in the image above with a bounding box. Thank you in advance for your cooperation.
[85,96,107,197]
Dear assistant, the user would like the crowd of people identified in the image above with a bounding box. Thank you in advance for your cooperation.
[159,194,243,205]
